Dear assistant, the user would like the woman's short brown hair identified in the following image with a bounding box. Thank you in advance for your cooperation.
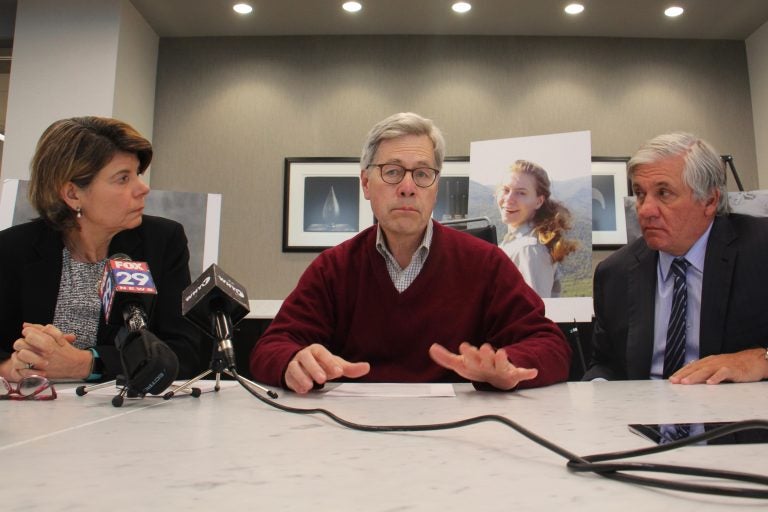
[29,116,153,231]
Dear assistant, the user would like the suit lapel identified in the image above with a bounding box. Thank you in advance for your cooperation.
[699,216,736,357]
[23,227,64,324]
[626,242,657,379]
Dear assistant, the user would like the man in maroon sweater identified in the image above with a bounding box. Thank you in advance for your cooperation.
[250,112,571,393]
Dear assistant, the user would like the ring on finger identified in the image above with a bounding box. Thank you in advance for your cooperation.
[25,362,35,370]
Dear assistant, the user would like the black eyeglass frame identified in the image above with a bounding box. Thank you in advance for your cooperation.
[367,163,441,188]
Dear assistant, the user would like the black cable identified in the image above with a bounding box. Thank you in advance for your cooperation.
[231,374,768,499]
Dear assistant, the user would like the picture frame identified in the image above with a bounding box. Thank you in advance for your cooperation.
[591,156,631,249]
[434,156,470,221]
[283,157,373,252]
[282,156,471,252]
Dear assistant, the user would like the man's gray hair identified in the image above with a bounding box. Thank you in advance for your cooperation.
[360,112,445,171]
[627,132,729,215]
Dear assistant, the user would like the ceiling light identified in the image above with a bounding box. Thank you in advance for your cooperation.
[665,6,684,17]
[233,3,253,15]
[342,2,362,13]
[452,2,472,14]
[564,3,585,15]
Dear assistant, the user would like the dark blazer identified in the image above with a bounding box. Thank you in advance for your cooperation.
[0,215,202,379]
[584,214,768,380]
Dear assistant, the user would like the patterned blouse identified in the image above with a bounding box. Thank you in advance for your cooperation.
[52,248,107,349]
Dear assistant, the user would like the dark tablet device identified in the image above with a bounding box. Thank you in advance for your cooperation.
[629,422,768,445]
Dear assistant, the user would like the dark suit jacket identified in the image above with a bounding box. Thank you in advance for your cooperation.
[584,214,768,380]
[0,216,202,379]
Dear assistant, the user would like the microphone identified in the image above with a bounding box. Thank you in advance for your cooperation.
[115,328,179,395]
[181,264,278,399]
[99,253,156,334]
[98,254,179,395]
[182,263,249,370]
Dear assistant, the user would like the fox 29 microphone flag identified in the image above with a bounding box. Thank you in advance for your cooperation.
[99,257,157,327]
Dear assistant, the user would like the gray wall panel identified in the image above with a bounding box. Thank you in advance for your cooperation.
[151,35,755,298]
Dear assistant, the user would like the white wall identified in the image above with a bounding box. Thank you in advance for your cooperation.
[1,0,121,179]
[747,20,768,188]
[0,72,9,164]
[0,72,8,128]
[113,0,158,143]
[0,0,158,181]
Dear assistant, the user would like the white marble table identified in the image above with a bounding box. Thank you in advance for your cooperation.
[1,380,766,511]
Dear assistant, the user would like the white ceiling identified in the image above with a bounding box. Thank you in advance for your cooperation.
[128,0,768,40]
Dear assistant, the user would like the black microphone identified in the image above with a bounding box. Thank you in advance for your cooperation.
[182,264,278,399]
[182,263,249,371]
[115,328,179,395]
[98,254,179,395]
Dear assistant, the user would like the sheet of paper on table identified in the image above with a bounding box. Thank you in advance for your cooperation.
[321,383,456,398]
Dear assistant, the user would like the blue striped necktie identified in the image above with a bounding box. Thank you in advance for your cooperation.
[663,257,690,379]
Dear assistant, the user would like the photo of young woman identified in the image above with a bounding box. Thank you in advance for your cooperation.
[497,160,579,298]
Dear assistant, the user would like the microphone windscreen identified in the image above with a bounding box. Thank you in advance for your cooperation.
[182,264,249,336]
[119,330,179,395]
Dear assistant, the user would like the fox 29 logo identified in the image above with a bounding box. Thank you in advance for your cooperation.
[99,260,157,320]
[109,260,156,292]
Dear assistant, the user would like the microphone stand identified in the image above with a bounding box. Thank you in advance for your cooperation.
[75,327,148,407]
[76,377,147,407]
[163,310,277,400]
[75,327,195,407]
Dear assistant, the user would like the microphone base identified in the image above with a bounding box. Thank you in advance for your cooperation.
[163,367,276,400]
[75,377,148,407]
[163,348,277,401]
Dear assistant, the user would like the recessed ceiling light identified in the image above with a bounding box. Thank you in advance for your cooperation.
[233,3,253,15]
[452,2,472,14]
[564,3,585,15]
[665,6,684,17]
[342,2,362,13]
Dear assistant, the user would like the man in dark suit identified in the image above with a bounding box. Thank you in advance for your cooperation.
[585,132,768,383]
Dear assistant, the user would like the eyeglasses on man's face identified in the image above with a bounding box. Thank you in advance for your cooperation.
[0,375,57,400]
[368,163,440,188]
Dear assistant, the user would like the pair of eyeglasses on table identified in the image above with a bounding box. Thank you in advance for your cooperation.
[0,375,57,400]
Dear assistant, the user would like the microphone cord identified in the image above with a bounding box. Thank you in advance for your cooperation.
[231,372,768,499]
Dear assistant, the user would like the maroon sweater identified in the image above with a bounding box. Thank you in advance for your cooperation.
[250,221,571,389]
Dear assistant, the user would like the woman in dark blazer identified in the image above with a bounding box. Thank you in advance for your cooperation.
[0,117,201,383]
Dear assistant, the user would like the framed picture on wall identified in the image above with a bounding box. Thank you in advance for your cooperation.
[283,157,374,252]
[282,156,472,252]
[591,157,631,249]
[434,157,470,221]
